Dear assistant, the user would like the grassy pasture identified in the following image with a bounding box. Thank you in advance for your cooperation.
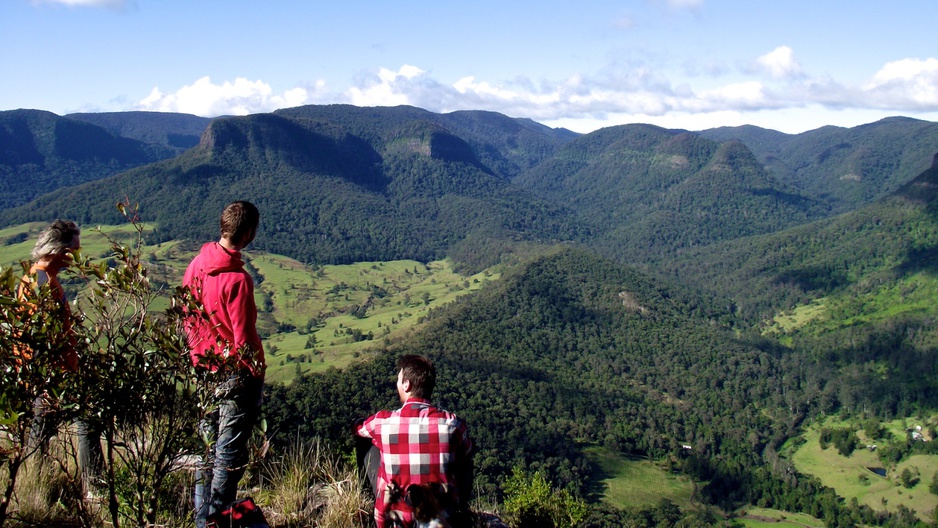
[584,446,695,510]
[733,507,824,527]
[788,416,938,521]
[765,272,938,339]
[253,255,498,383]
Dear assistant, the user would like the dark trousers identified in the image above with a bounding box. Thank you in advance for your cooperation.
[194,373,263,528]
[75,420,103,488]
[30,397,103,490]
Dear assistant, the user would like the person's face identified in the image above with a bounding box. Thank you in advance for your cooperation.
[52,235,80,267]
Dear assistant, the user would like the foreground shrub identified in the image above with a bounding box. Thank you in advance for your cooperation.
[501,466,587,528]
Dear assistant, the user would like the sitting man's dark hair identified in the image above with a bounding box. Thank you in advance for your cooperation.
[397,354,436,399]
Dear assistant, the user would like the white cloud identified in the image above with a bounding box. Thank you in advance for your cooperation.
[862,58,938,109]
[755,46,802,79]
[694,82,771,111]
[136,76,321,116]
[346,65,426,107]
[131,53,938,133]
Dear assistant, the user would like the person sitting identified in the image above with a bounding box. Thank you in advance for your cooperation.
[354,355,474,528]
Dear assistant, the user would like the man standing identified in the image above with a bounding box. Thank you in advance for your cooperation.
[183,201,265,527]
[355,355,474,528]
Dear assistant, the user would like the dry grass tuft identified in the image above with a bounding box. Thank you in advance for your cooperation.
[257,438,370,527]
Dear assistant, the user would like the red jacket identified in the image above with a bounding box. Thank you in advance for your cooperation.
[182,242,265,377]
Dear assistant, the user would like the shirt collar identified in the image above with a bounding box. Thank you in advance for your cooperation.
[401,398,431,409]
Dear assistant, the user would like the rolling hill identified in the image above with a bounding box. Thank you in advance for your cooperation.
[659,151,938,322]
[0,109,180,211]
[699,116,938,212]
[514,124,829,263]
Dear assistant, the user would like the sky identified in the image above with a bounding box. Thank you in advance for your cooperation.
[2,0,937,134]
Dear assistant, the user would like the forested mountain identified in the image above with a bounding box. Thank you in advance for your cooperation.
[514,124,829,263]
[0,109,179,211]
[274,104,579,179]
[67,110,212,153]
[267,246,771,482]
[0,108,586,267]
[699,116,938,212]
[6,107,937,278]
[659,151,938,322]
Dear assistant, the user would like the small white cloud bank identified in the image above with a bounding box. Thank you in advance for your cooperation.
[346,65,426,107]
[133,51,938,134]
[136,77,324,116]
[863,58,938,109]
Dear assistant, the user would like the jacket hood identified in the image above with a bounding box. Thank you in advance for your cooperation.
[195,242,244,275]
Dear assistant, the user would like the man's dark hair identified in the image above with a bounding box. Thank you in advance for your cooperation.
[220,201,260,245]
[398,355,436,399]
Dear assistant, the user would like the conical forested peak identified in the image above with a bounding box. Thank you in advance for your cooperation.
[705,140,764,176]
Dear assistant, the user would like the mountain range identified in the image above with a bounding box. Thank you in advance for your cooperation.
[3,106,935,273]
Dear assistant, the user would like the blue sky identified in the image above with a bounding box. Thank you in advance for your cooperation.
[3,0,937,134]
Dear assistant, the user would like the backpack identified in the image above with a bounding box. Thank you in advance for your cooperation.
[206,497,269,528]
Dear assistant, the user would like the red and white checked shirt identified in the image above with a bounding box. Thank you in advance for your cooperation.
[356,398,473,528]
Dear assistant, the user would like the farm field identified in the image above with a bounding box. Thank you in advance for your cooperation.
[251,254,499,383]
[585,446,695,510]
[733,507,824,527]
[787,416,938,522]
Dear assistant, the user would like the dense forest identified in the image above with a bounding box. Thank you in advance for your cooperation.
[0,108,586,269]
[698,117,938,212]
[658,154,938,322]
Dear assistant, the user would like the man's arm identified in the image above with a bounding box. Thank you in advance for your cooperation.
[227,277,264,374]
[457,418,473,458]
[355,410,392,439]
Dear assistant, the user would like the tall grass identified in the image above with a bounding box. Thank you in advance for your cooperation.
[1,436,370,527]
[0,434,104,527]
[255,438,370,528]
